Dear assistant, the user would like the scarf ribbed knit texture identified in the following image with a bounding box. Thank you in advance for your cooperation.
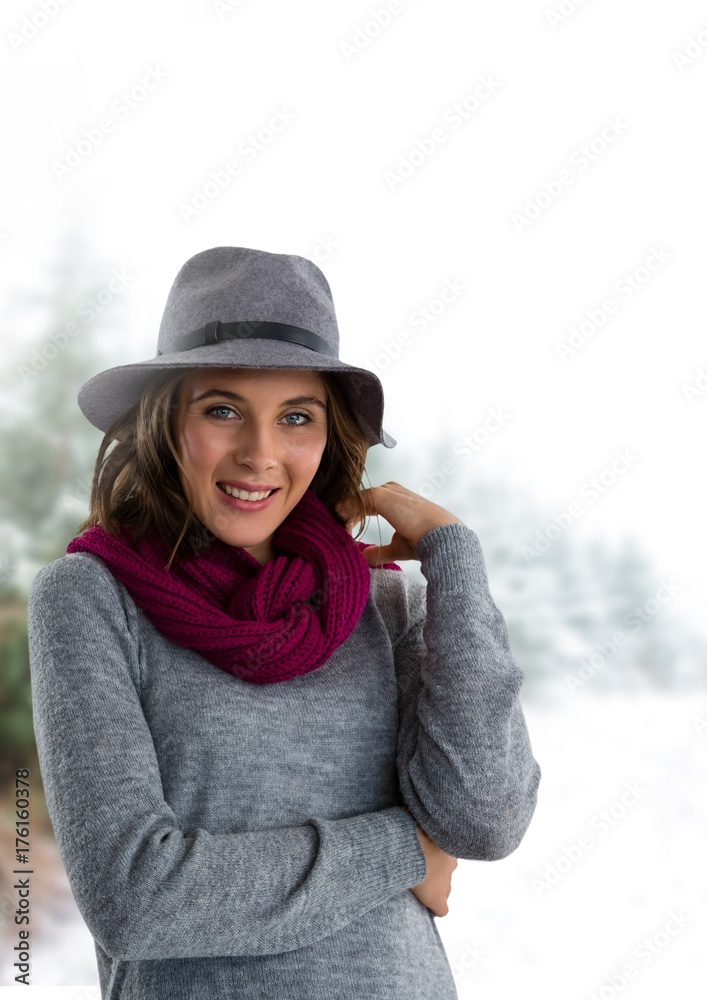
[65,488,400,684]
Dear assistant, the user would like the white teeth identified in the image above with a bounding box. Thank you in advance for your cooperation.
[219,484,274,501]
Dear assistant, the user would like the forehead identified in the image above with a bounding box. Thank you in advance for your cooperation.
[181,367,326,394]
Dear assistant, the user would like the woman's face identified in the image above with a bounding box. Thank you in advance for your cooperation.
[174,367,329,564]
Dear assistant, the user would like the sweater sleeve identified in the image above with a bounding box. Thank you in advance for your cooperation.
[27,554,428,963]
[392,522,541,861]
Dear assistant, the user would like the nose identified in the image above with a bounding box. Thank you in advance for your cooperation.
[231,416,278,473]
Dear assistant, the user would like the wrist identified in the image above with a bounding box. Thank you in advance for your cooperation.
[413,517,466,551]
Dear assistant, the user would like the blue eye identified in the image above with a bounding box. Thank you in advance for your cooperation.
[207,405,235,419]
[283,412,312,426]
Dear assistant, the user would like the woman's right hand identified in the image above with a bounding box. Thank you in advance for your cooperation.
[410,824,459,917]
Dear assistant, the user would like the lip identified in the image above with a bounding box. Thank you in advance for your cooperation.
[216,482,280,512]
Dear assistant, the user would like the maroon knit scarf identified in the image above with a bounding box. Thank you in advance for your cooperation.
[65,488,400,685]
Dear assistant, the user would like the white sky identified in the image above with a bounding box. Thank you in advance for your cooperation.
[2,0,707,631]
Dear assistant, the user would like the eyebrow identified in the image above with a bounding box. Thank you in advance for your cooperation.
[190,388,327,409]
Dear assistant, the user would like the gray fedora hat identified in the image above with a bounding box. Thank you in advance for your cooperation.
[76,245,396,448]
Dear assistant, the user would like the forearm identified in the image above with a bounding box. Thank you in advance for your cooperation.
[394,523,541,859]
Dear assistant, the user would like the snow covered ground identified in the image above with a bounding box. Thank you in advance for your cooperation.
[2,688,705,999]
[440,687,707,999]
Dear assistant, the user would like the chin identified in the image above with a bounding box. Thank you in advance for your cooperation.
[210,527,264,548]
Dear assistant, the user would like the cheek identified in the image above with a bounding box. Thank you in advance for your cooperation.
[179,425,217,479]
[288,434,327,474]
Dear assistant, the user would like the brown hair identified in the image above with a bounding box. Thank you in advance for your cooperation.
[76,368,372,570]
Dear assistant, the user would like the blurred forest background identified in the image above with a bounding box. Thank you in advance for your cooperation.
[1,233,706,989]
[2,235,704,786]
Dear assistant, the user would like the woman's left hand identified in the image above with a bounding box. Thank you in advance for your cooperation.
[335,481,465,566]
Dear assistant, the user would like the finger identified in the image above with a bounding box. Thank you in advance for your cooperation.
[360,544,396,567]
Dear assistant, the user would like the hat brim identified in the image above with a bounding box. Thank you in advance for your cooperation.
[76,339,396,448]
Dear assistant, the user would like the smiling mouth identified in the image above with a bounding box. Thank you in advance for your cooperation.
[216,483,279,501]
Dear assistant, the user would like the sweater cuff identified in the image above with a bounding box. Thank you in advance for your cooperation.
[330,806,427,897]
[415,522,490,597]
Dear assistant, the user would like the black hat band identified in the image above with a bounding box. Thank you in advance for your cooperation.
[157,320,338,358]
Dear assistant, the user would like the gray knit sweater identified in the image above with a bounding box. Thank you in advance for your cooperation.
[27,521,540,999]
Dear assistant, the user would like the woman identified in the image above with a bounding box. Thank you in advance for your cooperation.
[28,245,541,999]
